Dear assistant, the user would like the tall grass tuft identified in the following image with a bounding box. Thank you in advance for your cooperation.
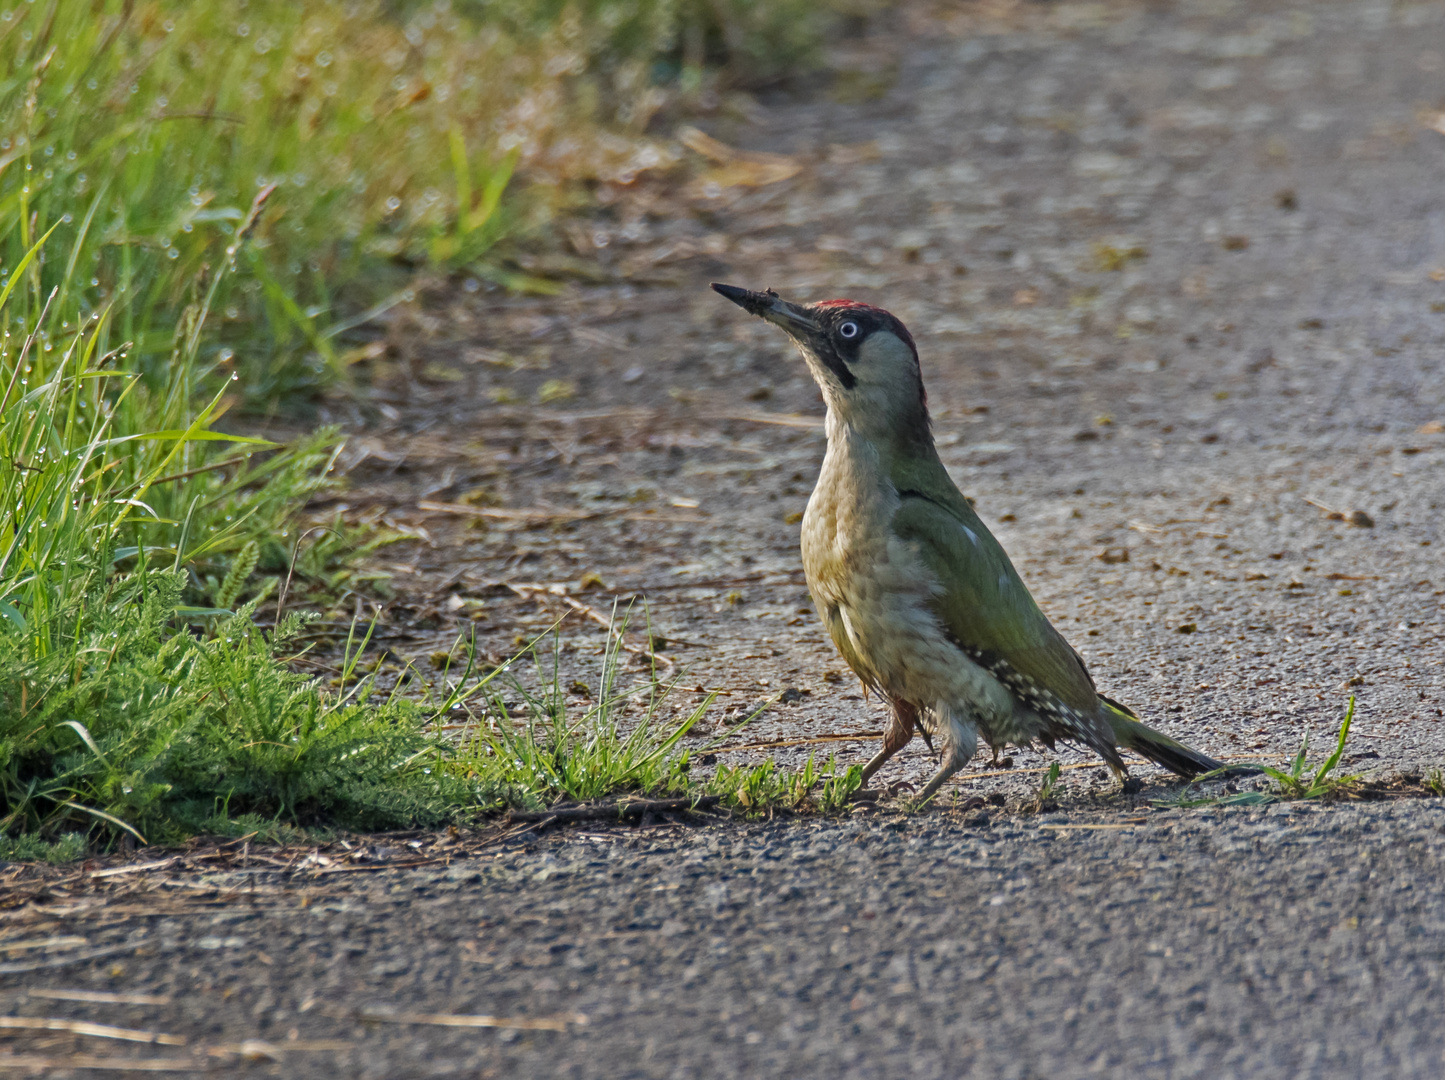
[0,190,339,621]
[0,198,454,843]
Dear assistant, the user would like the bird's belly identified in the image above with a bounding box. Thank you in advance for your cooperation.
[803,518,1012,731]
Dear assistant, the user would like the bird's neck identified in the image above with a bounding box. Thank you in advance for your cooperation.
[821,408,946,500]
[825,403,939,469]
[820,374,934,458]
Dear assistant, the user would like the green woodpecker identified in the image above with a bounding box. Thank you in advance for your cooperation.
[712,282,1224,802]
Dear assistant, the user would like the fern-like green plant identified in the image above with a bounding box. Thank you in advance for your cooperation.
[711,753,862,816]
[450,611,772,809]
[0,567,502,843]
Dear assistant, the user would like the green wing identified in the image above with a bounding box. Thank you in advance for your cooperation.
[888,472,1099,714]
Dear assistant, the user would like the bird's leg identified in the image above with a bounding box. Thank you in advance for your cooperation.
[914,711,935,755]
[859,700,918,789]
[914,706,979,806]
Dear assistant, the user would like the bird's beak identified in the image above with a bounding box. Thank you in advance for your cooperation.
[710,283,819,338]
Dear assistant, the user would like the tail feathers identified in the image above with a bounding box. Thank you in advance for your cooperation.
[1101,697,1226,778]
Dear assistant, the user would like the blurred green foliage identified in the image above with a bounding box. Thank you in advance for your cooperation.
[451,0,841,83]
[0,0,851,406]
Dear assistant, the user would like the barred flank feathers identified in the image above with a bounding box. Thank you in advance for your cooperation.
[950,637,1128,772]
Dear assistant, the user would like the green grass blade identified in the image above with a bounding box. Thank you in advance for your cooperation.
[1311,696,1356,789]
[0,222,60,313]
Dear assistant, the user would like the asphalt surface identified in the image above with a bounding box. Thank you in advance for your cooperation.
[6,802,1445,1077]
[7,0,1445,1074]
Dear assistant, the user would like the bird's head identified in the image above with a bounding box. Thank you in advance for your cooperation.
[711,283,930,448]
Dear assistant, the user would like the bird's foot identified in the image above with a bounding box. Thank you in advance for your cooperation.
[901,792,943,814]
[850,780,915,808]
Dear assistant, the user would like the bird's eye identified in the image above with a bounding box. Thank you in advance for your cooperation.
[838,321,859,339]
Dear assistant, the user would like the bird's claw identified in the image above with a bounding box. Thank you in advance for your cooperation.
[850,780,914,804]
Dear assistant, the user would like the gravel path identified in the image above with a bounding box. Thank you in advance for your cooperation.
[318,0,1445,798]
[7,0,1445,1073]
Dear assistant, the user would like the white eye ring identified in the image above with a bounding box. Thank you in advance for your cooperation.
[838,321,859,339]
